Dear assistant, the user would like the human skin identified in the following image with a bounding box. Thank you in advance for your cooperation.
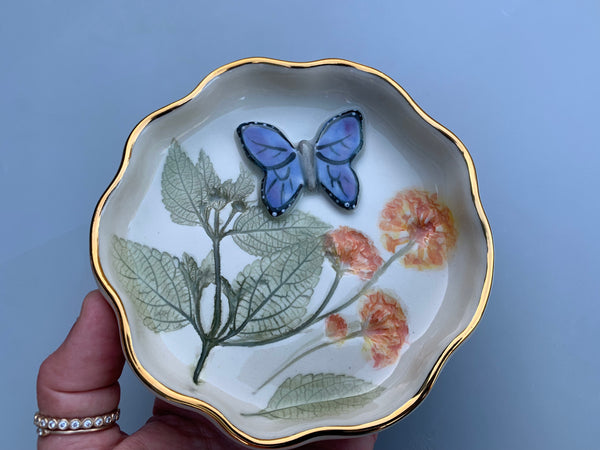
[36,291,378,450]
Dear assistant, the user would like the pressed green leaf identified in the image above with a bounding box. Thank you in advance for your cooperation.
[231,207,331,256]
[199,251,216,287]
[181,251,214,290]
[232,241,324,339]
[196,149,221,194]
[221,165,255,202]
[179,251,214,334]
[112,236,193,332]
[255,373,384,419]
[220,276,236,313]
[195,148,228,210]
[161,139,206,226]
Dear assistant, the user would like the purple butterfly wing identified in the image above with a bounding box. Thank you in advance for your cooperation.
[315,110,363,162]
[316,162,359,209]
[237,122,304,216]
[315,110,363,209]
[262,164,304,216]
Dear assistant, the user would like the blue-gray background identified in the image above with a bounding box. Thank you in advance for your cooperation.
[1,1,598,448]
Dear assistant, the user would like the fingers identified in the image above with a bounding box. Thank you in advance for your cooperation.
[117,398,250,449]
[36,290,126,448]
[307,434,378,450]
[133,399,377,450]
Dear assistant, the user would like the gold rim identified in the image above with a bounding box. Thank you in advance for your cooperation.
[90,57,494,448]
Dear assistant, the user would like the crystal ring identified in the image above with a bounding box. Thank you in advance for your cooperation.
[34,409,120,437]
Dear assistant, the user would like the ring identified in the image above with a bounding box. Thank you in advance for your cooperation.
[34,409,120,437]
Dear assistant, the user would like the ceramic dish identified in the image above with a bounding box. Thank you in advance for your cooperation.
[91,58,493,448]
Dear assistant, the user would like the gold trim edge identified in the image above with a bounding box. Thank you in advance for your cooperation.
[90,57,494,448]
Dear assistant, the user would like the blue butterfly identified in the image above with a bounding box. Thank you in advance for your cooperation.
[236,110,363,217]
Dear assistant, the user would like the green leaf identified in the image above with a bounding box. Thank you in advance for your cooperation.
[220,276,237,313]
[112,237,192,332]
[181,251,214,291]
[232,241,324,340]
[231,207,331,256]
[254,373,384,419]
[195,148,230,210]
[221,164,255,202]
[196,149,221,196]
[161,139,206,226]
[200,251,216,286]
[179,251,214,334]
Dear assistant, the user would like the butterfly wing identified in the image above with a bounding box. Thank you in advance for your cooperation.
[316,162,359,209]
[315,110,363,209]
[237,122,304,216]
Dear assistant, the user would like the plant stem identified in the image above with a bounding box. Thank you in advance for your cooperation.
[219,208,237,234]
[193,340,214,384]
[254,330,363,392]
[314,240,415,322]
[222,241,415,348]
[210,212,223,335]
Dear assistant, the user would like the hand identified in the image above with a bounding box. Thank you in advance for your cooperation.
[36,291,378,449]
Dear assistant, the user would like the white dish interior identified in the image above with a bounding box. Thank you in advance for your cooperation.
[95,61,490,443]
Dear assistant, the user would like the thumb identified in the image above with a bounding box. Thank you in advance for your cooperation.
[36,290,126,448]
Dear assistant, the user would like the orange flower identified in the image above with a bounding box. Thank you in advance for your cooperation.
[359,291,408,368]
[325,314,348,340]
[324,226,383,279]
[379,189,457,269]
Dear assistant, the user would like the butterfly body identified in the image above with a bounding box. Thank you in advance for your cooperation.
[237,110,363,217]
[296,140,317,191]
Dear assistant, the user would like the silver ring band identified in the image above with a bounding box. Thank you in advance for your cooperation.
[34,409,120,437]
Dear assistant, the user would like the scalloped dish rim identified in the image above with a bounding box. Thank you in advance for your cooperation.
[90,57,494,448]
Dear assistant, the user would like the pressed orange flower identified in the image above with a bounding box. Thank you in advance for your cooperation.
[379,189,457,269]
[324,226,383,279]
[325,314,348,340]
[359,291,408,368]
